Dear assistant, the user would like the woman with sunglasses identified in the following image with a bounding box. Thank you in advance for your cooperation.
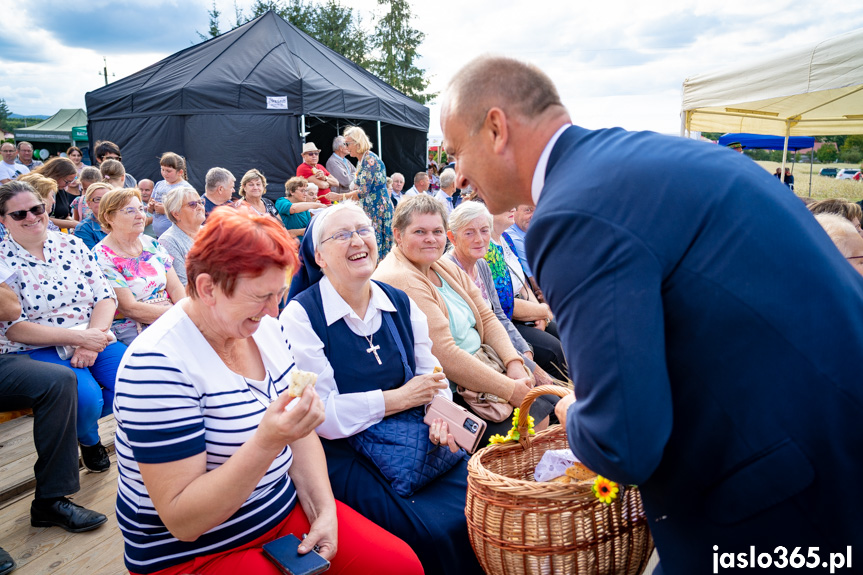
[16,173,62,233]
[158,187,205,286]
[237,169,279,221]
[0,180,124,474]
[33,157,79,230]
[93,188,185,345]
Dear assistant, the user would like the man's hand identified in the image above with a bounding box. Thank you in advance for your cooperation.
[554,392,576,426]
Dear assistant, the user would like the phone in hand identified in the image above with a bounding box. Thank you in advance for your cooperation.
[262,533,330,575]
[423,395,487,454]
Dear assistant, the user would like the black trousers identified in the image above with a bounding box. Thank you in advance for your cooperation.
[0,354,80,499]
[514,321,569,381]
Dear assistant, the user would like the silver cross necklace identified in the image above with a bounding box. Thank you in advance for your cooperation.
[363,334,382,365]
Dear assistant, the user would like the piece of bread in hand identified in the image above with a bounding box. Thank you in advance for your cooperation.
[564,462,596,481]
[287,370,317,398]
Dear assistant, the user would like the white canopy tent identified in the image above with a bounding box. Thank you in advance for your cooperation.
[681,27,863,175]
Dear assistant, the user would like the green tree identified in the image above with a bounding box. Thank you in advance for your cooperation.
[312,0,370,67]
[201,0,434,102]
[233,1,246,28]
[197,0,222,40]
[246,0,366,62]
[0,99,10,132]
[369,0,434,104]
[839,135,863,164]
[816,143,838,163]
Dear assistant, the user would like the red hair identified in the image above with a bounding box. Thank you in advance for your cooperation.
[186,206,298,298]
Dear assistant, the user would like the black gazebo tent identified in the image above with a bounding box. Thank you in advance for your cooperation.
[85,10,429,198]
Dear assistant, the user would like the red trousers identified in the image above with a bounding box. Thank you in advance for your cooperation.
[132,500,424,575]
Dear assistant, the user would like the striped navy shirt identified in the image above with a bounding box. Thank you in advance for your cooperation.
[114,305,298,574]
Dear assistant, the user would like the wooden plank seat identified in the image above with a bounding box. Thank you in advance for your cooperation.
[0,409,33,425]
[0,414,116,505]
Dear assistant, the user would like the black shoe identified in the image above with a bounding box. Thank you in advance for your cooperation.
[0,546,15,575]
[30,497,107,533]
[79,441,110,473]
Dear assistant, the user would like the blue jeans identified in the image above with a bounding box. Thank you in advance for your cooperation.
[23,343,127,446]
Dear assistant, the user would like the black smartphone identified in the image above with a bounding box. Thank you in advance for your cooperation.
[262,533,330,575]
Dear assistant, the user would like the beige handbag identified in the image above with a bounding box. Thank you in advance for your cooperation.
[456,344,515,423]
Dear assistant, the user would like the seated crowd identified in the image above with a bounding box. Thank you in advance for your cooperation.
[4,129,859,575]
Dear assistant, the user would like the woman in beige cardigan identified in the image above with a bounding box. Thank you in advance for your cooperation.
[374,196,554,437]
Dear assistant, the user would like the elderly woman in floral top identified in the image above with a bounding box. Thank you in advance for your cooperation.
[93,188,185,345]
[0,180,125,473]
[344,126,393,259]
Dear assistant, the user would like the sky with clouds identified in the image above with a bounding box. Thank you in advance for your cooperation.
[3,0,863,137]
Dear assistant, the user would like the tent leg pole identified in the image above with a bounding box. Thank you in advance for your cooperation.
[809,147,813,197]
[377,121,382,161]
[301,115,306,143]
[781,123,790,191]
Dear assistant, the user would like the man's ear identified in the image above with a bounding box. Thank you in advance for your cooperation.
[484,107,510,154]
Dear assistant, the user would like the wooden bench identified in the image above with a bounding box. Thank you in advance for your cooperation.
[0,413,116,504]
[0,408,32,424]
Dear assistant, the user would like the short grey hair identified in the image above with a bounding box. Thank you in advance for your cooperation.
[16,141,33,151]
[815,213,861,257]
[332,136,346,151]
[164,186,200,224]
[205,167,234,191]
[312,201,371,251]
[439,168,456,190]
[448,200,492,235]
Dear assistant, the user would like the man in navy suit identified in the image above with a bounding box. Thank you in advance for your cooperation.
[441,55,863,574]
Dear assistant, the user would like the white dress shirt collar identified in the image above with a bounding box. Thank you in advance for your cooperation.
[530,123,571,205]
[319,275,396,330]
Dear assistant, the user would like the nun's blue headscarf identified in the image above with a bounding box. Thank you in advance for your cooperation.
[288,213,324,299]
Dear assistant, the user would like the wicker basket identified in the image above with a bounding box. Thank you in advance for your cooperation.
[465,386,654,575]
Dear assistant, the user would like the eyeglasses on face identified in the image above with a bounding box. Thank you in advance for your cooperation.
[304,151,320,156]
[186,200,205,208]
[119,206,147,216]
[6,204,46,221]
[321,226,374,244]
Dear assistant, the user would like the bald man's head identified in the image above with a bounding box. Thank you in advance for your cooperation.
[442,55,564,133]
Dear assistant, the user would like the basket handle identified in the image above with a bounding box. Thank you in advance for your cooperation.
[516,385,572,443]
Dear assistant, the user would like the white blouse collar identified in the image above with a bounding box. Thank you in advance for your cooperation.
[319,276,396,327]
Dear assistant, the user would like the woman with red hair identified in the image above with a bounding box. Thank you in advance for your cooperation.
[111,207,422,575]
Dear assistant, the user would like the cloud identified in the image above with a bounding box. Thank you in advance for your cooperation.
[633,11,723,50]
[0,35,52,63]
[5,0,863,135]
[31,1,210,54]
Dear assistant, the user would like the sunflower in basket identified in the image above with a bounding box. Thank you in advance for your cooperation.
[488,408,535,444]
[592,475,620,504]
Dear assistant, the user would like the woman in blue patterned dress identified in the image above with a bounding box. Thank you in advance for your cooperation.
[343,126,393,259]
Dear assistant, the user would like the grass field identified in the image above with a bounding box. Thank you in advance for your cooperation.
[754,161,863,202]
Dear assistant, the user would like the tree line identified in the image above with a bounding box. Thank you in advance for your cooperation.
[199,0,434,105]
